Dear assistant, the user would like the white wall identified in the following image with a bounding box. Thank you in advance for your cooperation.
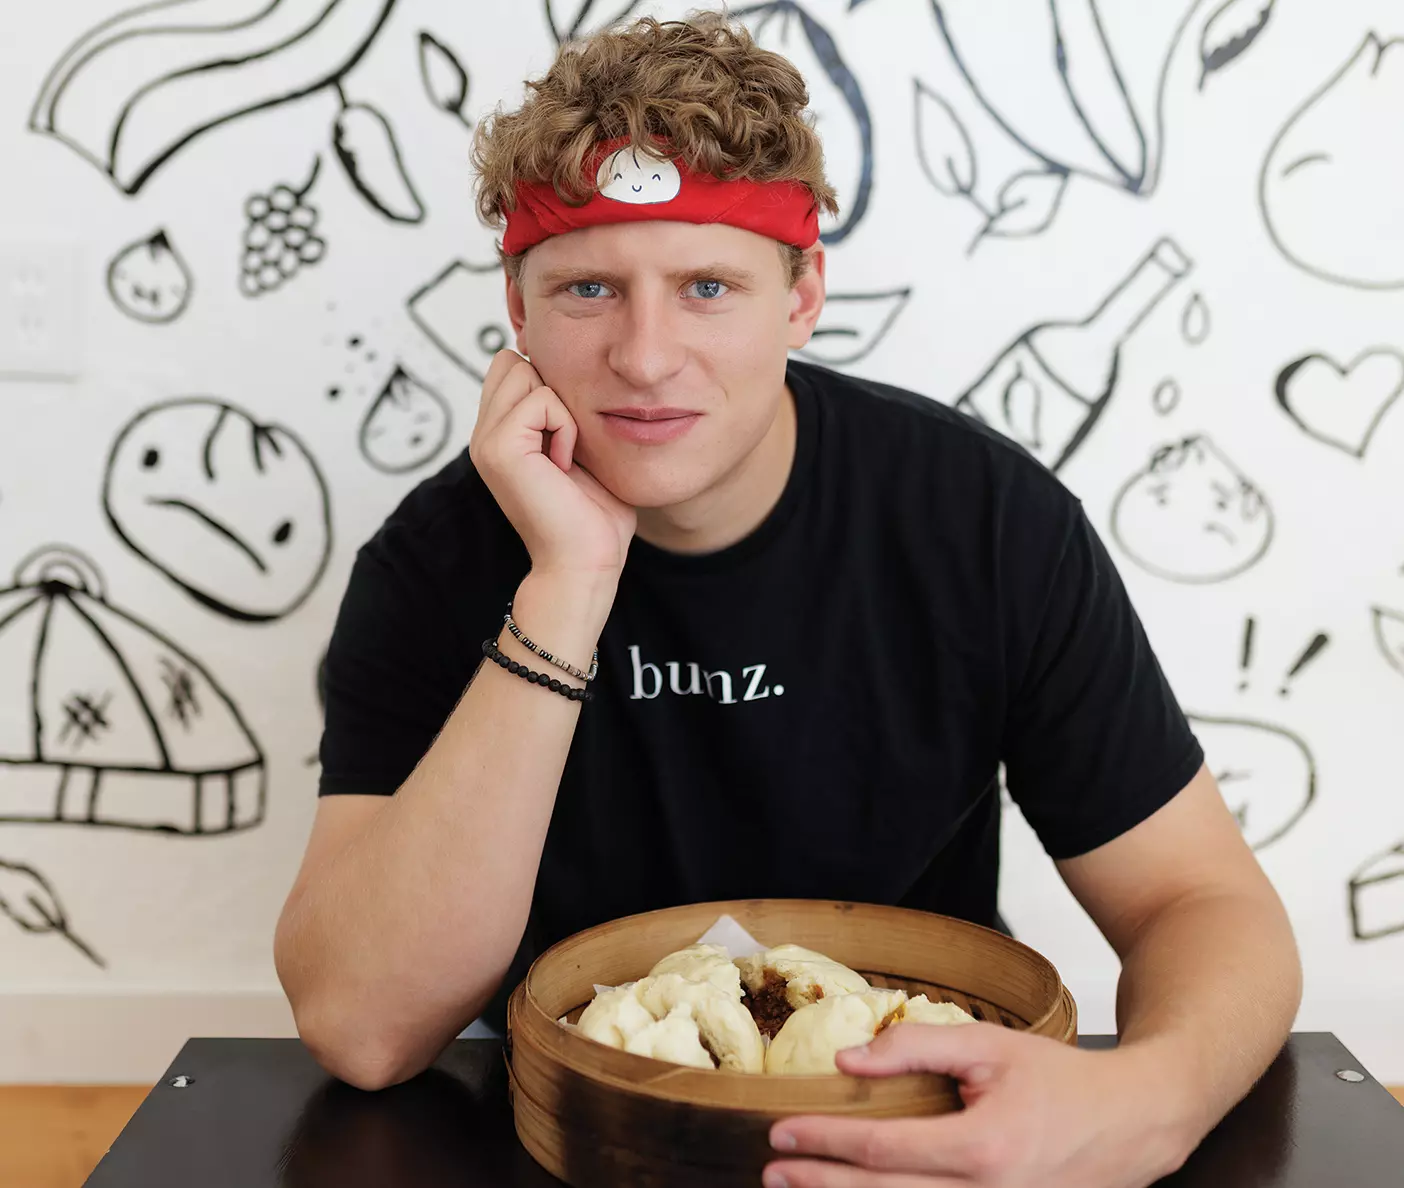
[1,0,1400,1083]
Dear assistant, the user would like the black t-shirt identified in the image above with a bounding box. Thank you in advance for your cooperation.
[318,359,1204,1034]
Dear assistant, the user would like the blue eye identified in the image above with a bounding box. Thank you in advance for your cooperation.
[567,281,611,299]
[689,279,728,300]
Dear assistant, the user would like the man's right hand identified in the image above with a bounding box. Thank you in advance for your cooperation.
[470,350,637,578]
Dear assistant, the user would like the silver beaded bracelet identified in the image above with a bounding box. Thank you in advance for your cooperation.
[503,605,598,683]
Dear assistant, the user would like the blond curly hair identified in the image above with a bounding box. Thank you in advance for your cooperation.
[471,11,838,285]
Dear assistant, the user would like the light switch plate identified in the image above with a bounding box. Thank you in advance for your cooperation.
[0,240,84,380]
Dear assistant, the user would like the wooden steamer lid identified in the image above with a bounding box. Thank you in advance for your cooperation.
[506,899,1077,1186]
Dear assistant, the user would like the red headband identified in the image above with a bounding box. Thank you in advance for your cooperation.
[501,137,820,256]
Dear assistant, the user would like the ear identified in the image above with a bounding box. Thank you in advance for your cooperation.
[786,244,826,352]
[505,259,530,357]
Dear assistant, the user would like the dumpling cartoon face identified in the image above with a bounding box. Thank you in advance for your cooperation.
[596,143,682,204]
[103,399,332,621]
[1190,714,1315,851]
[106,230,192,324]
[1261,33,1404,289]
[1111,436,1273,584]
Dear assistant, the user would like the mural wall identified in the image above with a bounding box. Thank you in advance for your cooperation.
[0,0,1400,1081]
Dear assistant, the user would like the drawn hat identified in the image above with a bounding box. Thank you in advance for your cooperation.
[0,547,265,835]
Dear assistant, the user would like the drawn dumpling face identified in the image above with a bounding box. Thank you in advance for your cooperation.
[1261,34,1404,289]
[104,400,331,621]
[1190,715,1314,851]
[596,144,682,204]
[1111,436,1273,584]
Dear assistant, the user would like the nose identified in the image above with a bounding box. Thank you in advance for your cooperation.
[607,286,687,390]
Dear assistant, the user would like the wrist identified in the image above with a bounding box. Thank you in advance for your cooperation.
[503,570,617,678]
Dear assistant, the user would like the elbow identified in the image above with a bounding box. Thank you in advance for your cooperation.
[294,1002,431,1091]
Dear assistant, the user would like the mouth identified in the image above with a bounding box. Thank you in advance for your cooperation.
[1203,521,1239,545]
[146,497,267,572]
[599,407,702,446]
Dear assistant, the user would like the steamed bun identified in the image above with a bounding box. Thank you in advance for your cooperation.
[735,944,870,1038]
[766,989,907,1075]
[765,990,978,1074]
[648,943,744,1000]
[577,972,765,1073]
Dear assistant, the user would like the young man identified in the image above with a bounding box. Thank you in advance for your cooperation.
[275,14,1301,1187]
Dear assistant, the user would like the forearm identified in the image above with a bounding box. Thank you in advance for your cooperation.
[275,570,616,1082]
[1112,886,1302,1146]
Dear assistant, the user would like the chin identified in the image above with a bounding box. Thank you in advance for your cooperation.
[584,454,717,510]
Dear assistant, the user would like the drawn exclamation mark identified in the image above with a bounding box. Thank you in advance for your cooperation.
[1238,616,1255,691]
[1279,633,1330,696]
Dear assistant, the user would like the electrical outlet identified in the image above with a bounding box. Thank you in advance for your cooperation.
[0,241,84,380]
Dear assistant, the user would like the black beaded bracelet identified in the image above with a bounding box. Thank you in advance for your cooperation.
[482,638,593,702]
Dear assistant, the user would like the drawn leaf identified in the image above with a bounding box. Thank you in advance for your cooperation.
[332,102,426,224]
[1199,0,1275,90]
[1373,607,1404,679]
[0,861,65,934]
[798,289,911,365]
[914,78,976,198]
[981,169,1068,240]
[546,0,643,45]
[1001,368,1043,450]
[418,31,469,118]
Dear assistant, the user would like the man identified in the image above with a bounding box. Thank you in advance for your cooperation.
[275,14,1301,1187]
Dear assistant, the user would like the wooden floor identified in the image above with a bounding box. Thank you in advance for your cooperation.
[2,1082,1403,1187]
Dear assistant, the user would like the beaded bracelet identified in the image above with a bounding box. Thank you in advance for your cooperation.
[504,603,598,683]
[482,638,593,702]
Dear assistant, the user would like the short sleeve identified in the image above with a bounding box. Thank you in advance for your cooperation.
[317,540,473,798]
[1001,501,1204,860]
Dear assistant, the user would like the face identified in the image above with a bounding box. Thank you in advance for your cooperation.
[107,230,192,323]
[104,400,332,621]
[1111,436,1273,583]
[507,220,824,509]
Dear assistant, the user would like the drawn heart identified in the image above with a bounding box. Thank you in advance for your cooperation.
[1274,348,1404,457]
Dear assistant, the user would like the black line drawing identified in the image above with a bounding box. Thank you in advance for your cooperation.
[360,364,452,474]
[240,158,326,299]
[331,81,425,224]
[545,0,643,46]
[955,237,1193,472]
[1152,377,1182,415]
[914,79,1069,252]
[1350,839,1404,942]
[0,546,266,835]
[1372,606,1404,682]
[28,0,397,196]
[418,31,472,128]
[735,2,872,245]
[1260,33,1404,291]
[1274,348,1404,459]
[1110,435,1273,584]
[103,399,332,623]
[407,259,510,382]
[0,858,105,967]
[797,288,911,366]
[107,230,192,324]
[1197,0,1275,90]
[1181,293,1210,344]
[1189,713,1315,851]
[1235,616,1330,697]
[927,0,1208,230]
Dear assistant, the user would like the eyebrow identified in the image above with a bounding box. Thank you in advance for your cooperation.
[534,263,760,290]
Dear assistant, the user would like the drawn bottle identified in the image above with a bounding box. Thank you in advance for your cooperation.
[957,237,1192,471]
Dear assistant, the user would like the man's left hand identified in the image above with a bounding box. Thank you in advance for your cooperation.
[764,1021,1203,1188]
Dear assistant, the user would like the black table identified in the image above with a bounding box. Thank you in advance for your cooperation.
[85,1033,1404,1187]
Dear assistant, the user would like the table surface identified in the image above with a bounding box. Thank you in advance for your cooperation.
[86,1033,1403,1187]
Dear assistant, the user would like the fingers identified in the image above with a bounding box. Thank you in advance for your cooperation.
[474,349,543,440]
[837,1021,1006,1082]
[770,1114,985,1179]
[763,1158,966,1188]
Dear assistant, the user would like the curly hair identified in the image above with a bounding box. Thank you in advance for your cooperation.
[471,11,838,285]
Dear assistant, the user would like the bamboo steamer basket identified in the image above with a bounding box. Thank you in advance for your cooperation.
[506,898,1077,1186]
